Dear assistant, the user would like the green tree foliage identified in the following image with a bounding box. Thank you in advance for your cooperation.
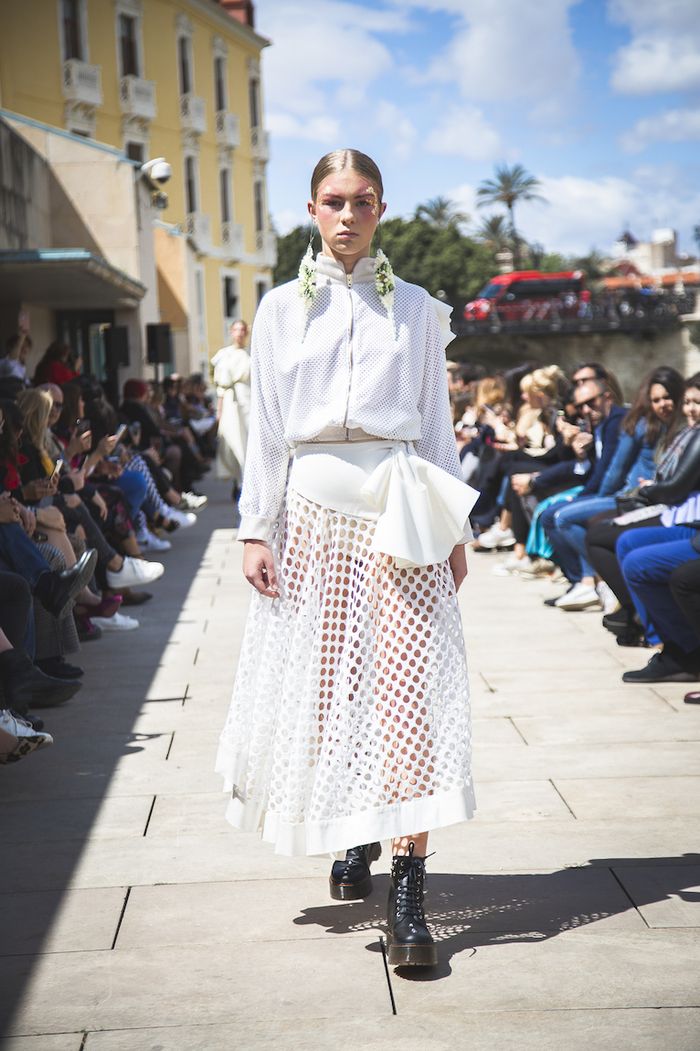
[274,224,311,285]
[379,217,495,303]
[477,164,545,267]
[476,214,512,253]
[414,196,470,230]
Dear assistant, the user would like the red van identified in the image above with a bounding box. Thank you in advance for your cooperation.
[464,270,585,322]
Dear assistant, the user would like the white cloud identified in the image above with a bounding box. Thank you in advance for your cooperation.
[621,108,700,152]
[272,207,307,235]
[609,0,700,94]
[450,171,700,255]
[425,105,502,161]
[375,101,418,160]
[266,112,341,142]
[259,1,409,116]
[420,0,581,111]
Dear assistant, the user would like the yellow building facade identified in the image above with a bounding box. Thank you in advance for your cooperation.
[0,0,275,373]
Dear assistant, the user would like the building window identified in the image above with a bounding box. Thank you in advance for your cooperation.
[195,268,207,346]
[256,279,268,305]
[220,168,231,224]
[184,155,198,213]
[249,76,260,129]
[118,13,140,76]
[223,275,238,320]
[178,35,192,95]
[214,55,227,112]
[62,0,84,60]
[126,141,144,163]
[253,180,264,234]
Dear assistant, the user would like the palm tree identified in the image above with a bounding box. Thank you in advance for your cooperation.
[415,196,469,230]
[476,164,545,267]
[476,214,512,253]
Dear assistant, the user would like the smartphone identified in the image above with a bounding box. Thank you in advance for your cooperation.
[50,459,62,482]
[113,423,128,443]
[75,418,91,435]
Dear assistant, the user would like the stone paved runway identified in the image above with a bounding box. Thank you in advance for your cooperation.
[1,478,699,1050]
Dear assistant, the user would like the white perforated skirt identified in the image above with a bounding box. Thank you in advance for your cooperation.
[216,451,475,857]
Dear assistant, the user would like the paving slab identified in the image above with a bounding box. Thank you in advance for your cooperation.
[614,865,700,927]
[3,1037,84,1051]
[0,887,126,955]
[80,1009,700,1051]
[514,712,700,745]
[553,776,700,819]
[1,939,391,1037]
[0,796,153,844]
[470,685,671,717]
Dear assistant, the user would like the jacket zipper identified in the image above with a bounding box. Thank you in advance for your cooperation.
[342,272,354,439]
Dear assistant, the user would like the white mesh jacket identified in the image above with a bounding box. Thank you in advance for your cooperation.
[238,253,460,542]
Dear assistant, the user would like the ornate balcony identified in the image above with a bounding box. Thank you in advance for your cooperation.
[185,212,211,252]
[216,110,240,149]
[120,76,157,121]
[62,59,103,107]
[180,94,207,135]
[222,221,244,258]
[255,229,277,268]
[250,126,269,161]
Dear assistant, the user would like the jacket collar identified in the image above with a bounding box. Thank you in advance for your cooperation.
[315,253,377,285]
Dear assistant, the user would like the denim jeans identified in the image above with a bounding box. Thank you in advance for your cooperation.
[617,525,700,653]
[0,523,51,588]
[541,494,616,582]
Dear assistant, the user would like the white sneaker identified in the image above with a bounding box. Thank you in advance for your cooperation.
[555,582,602,611]
[517,557,555,578]
[105,556,164,589]
[168,509,197,529]
[179,491,207,511]
[477,524,516,550]
[596,580,620,615]
[91,612,140,631]
[137,530,172,553]
[492,554,528,576]
[0,709,53,763]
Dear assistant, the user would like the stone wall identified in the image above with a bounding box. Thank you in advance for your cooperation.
[448,325,700,397]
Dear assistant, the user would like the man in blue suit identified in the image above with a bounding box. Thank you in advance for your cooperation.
[541,377,627,610]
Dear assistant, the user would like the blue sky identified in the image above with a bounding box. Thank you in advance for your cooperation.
[254,0,700,258]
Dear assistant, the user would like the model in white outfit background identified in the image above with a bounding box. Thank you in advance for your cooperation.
[216,149,478,967]
[212,319,251,500]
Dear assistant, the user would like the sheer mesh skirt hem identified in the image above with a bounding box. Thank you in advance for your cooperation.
[218,768,475,856]
[216,484,475,857]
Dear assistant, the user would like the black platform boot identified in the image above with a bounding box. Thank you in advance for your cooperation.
[386,842,437,967]
[329,843,381,901]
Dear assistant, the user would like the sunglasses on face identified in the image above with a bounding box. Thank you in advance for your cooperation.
[575,395,602,411]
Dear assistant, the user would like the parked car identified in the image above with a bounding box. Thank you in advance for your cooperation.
[463,270,586,322]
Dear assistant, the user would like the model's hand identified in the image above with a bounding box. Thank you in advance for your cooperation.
[243,540,279,598]
[449,544,468,592]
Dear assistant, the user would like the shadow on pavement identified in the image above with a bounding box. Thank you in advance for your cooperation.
[293,854,700,980]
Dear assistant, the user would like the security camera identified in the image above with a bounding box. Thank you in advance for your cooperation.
[141,157,172,184]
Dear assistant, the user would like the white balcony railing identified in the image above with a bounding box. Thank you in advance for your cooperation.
[185,212,211,251]
[255,229,277,268]
[180,93,207,134]
[222,220,244,258]
[250,126,269,161]
[63,59,103,107]
[216,110,240,149]
[120,75,157,121]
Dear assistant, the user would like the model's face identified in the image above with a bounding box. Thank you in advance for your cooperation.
[231,322,248,347]
[683,387,700,427]
[649,383,675,423]
[308,169,386,268]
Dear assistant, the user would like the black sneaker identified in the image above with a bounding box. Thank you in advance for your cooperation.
[622,650,699,684]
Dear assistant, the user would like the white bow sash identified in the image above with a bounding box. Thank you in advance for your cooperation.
[360,447,478,568]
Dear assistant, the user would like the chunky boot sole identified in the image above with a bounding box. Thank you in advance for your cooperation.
[329,873,373,901]
[329,842,381,900]
[386,937,438,967]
